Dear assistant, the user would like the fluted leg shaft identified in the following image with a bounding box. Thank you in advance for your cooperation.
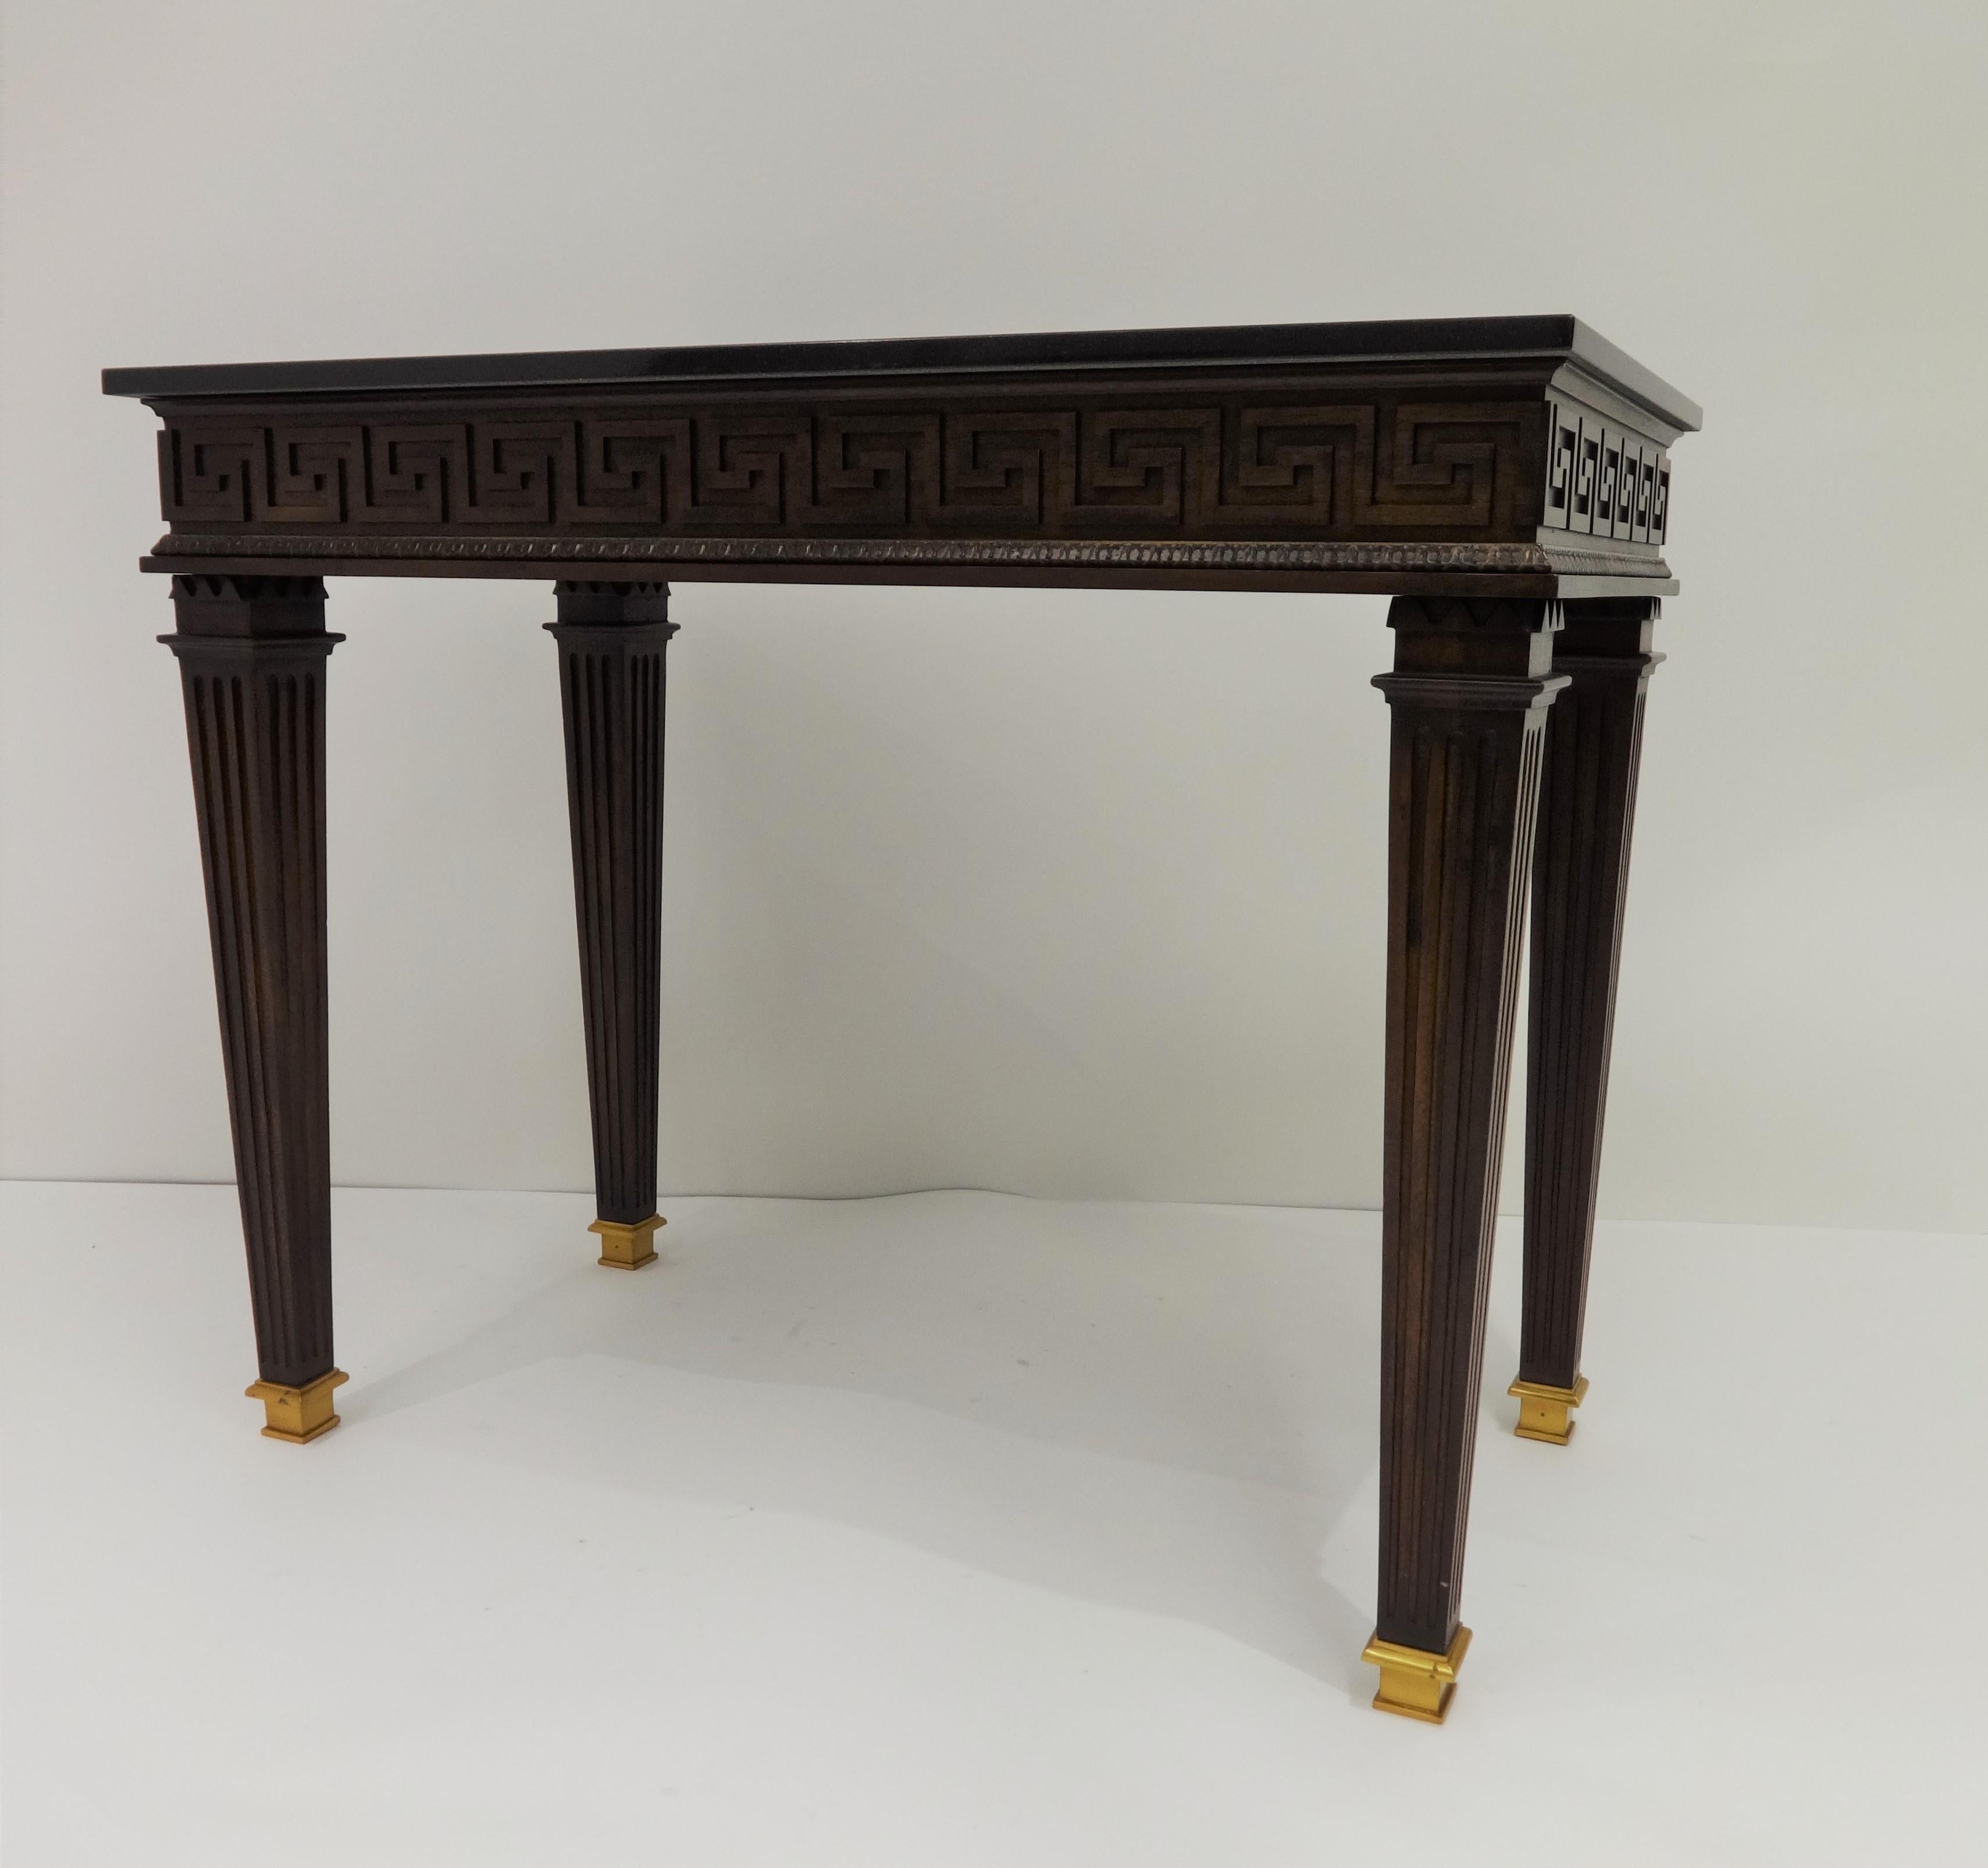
[1512,597,1662,1442]
[1364,596,1565,1719]
[547,581,675,1269]
[164,574,346,1441]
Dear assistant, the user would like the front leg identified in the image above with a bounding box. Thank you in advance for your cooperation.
[546,581,676,1268]
[163,575,345,1442]
[1512,597,1662,1443]
[1364,596,1565,1720]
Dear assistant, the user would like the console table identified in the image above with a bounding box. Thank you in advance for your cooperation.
[104,316,1700,1723]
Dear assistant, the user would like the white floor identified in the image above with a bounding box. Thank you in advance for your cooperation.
[2,1182,1982,1865]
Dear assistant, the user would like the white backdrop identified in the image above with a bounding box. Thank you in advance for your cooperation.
[2,0,1983,1230]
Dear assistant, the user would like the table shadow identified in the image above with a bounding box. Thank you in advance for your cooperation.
[351,1193,1519,1697]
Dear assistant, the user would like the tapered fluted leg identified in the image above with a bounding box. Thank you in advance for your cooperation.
[1364,596,1565,1720]
[1511,597,1662,1443]
[163,574,346,1442]
[547,581,675,1268]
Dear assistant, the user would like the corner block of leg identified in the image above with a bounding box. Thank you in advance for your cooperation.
[1362,1625,1473,1724]
[245,1369,348,1443]
[1508,1373,1591,1444]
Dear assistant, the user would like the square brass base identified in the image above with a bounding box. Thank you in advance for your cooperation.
[1362,1625,1472,1724]
[245,1369,348,1443]
[590,1215,665,1269]
[1508,1374,1590,1444]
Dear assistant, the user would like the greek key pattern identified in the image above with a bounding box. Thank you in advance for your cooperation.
[1543,398,1670,546]
[156,398,1541,542]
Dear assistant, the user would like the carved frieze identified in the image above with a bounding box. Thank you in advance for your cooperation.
[1542,397,1670,547]
[155,396,1551,543]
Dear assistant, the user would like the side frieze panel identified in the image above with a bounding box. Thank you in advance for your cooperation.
[1542,399,1670,546]
[157,398,1546,541]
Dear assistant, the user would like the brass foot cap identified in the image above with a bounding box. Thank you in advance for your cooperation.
[590,1215,665,1269]
[1508,1374,1590,1444]
[245,1369,348,1443]
[1362,1625,1472,1724]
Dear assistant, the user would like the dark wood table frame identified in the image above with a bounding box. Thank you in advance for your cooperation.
[104,316,1700,1723]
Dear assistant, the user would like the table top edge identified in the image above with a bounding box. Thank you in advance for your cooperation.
[101,315,1703,434]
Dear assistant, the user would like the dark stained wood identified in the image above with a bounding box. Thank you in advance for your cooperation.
[1519,598,1662,1392]
[547,582,675,1229]
[162,574,341,1390]
[1372,596,1564,1654]
[102,316,1697,603]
